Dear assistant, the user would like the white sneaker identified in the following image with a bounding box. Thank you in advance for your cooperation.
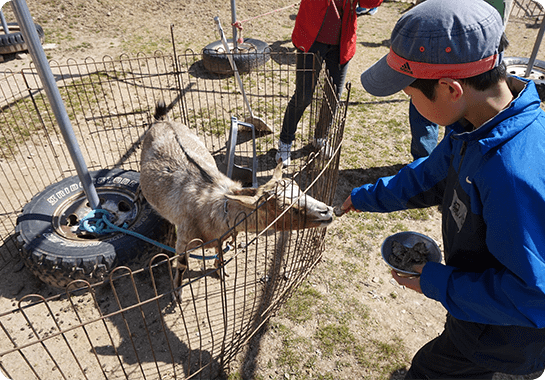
[275,140,292,167]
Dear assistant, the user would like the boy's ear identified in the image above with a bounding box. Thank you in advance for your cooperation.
[438,78,464,101]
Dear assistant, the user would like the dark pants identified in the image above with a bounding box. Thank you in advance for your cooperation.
[405,322,496,379]
[409,100,440,160]
[405,313,545,379]
[279,42,349,144]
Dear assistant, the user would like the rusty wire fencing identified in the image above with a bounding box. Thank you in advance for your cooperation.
[0,47,349,379]
[509,0,545,21]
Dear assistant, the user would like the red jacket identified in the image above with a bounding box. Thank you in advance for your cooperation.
[292,0,384,64]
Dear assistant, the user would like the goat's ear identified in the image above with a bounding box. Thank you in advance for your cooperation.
[225,192,260,207]
[226,187,266,206]
[232,188,258,197]
[259,161,284,193]
[272,161,283,181]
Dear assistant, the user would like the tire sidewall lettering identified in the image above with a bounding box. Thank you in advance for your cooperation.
[45,175,138,206]
[47,184,82,206]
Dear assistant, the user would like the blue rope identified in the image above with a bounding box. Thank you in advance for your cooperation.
[79,209,218,261]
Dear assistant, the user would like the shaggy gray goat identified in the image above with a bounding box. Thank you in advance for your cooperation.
[140,102,334,300]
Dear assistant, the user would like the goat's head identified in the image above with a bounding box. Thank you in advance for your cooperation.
[225,162,334,232]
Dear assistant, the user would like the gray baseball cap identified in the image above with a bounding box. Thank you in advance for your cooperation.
[361,0,504,96]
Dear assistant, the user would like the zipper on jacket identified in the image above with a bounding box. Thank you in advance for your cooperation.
[457,141,468,172]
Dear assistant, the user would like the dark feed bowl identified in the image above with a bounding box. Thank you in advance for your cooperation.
[381,231,442,276]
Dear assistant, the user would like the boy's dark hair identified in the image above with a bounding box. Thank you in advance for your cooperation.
[408,33,510,101]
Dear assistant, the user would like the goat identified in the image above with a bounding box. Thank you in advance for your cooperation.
[140,102,334,300]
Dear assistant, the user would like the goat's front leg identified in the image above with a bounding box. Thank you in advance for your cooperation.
[172,253,188,303]
[214,258,228,280]
[214,242,233,280]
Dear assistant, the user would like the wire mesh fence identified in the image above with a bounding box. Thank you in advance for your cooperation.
[510,0,545,21]
[0,45,349,379]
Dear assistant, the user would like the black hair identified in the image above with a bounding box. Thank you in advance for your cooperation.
[408,32,510,100]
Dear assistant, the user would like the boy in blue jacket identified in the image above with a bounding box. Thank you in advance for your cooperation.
[341,0,545,378]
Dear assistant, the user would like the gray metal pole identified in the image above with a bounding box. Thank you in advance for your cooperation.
[524,17,545,78]
[0,10,10,34]
[10,0,101,210]
[231,0,238,50]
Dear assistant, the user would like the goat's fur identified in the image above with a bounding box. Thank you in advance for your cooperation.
[140,101,334,300]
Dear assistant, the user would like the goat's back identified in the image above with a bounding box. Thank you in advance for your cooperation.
[140,117,236,228]
[142,117,218,173]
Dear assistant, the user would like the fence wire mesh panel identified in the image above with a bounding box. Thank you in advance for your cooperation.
[510,0,545,21]
[0,49,349,379]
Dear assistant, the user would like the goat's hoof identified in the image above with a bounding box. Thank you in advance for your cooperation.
[214,259,229,279]
[172,289,183,304]
[216,267,229,280]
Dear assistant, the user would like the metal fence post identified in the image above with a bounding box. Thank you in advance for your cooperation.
[10,0,101,210]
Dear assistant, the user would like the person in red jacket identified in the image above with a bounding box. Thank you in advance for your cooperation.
[276,0,383,166]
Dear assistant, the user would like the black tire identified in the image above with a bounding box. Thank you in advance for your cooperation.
[0,23,45,55]
[15,168,170,290]
[202,38,271,75]
[504,56,545,101]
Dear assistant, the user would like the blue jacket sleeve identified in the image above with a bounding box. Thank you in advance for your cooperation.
[350,138,451,213]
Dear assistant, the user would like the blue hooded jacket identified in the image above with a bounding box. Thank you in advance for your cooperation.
[350,77,545,374]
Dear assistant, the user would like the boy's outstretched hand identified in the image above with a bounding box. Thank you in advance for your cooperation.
[340,195,360,215]
[391,264,425,294]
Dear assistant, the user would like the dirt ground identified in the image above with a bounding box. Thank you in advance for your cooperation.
[1,0,545,379]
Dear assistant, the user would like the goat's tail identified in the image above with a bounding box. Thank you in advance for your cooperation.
[154,100,169,121]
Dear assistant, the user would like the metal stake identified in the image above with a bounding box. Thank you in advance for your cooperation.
[0,10,10,34]
[524,14,545,78]
[10,0,101,210]
[231,0,238,49]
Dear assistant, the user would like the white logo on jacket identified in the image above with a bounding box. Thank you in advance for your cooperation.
[449,189,468,233]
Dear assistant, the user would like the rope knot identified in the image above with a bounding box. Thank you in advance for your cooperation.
[79,209,118,234]
[78,209,220,261]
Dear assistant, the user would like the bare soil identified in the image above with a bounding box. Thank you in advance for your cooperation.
[1,0,544,379]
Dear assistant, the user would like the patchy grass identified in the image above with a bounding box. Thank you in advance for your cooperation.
[0,72,104,157]
[354,337,410,379]
[281,283,324,323]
